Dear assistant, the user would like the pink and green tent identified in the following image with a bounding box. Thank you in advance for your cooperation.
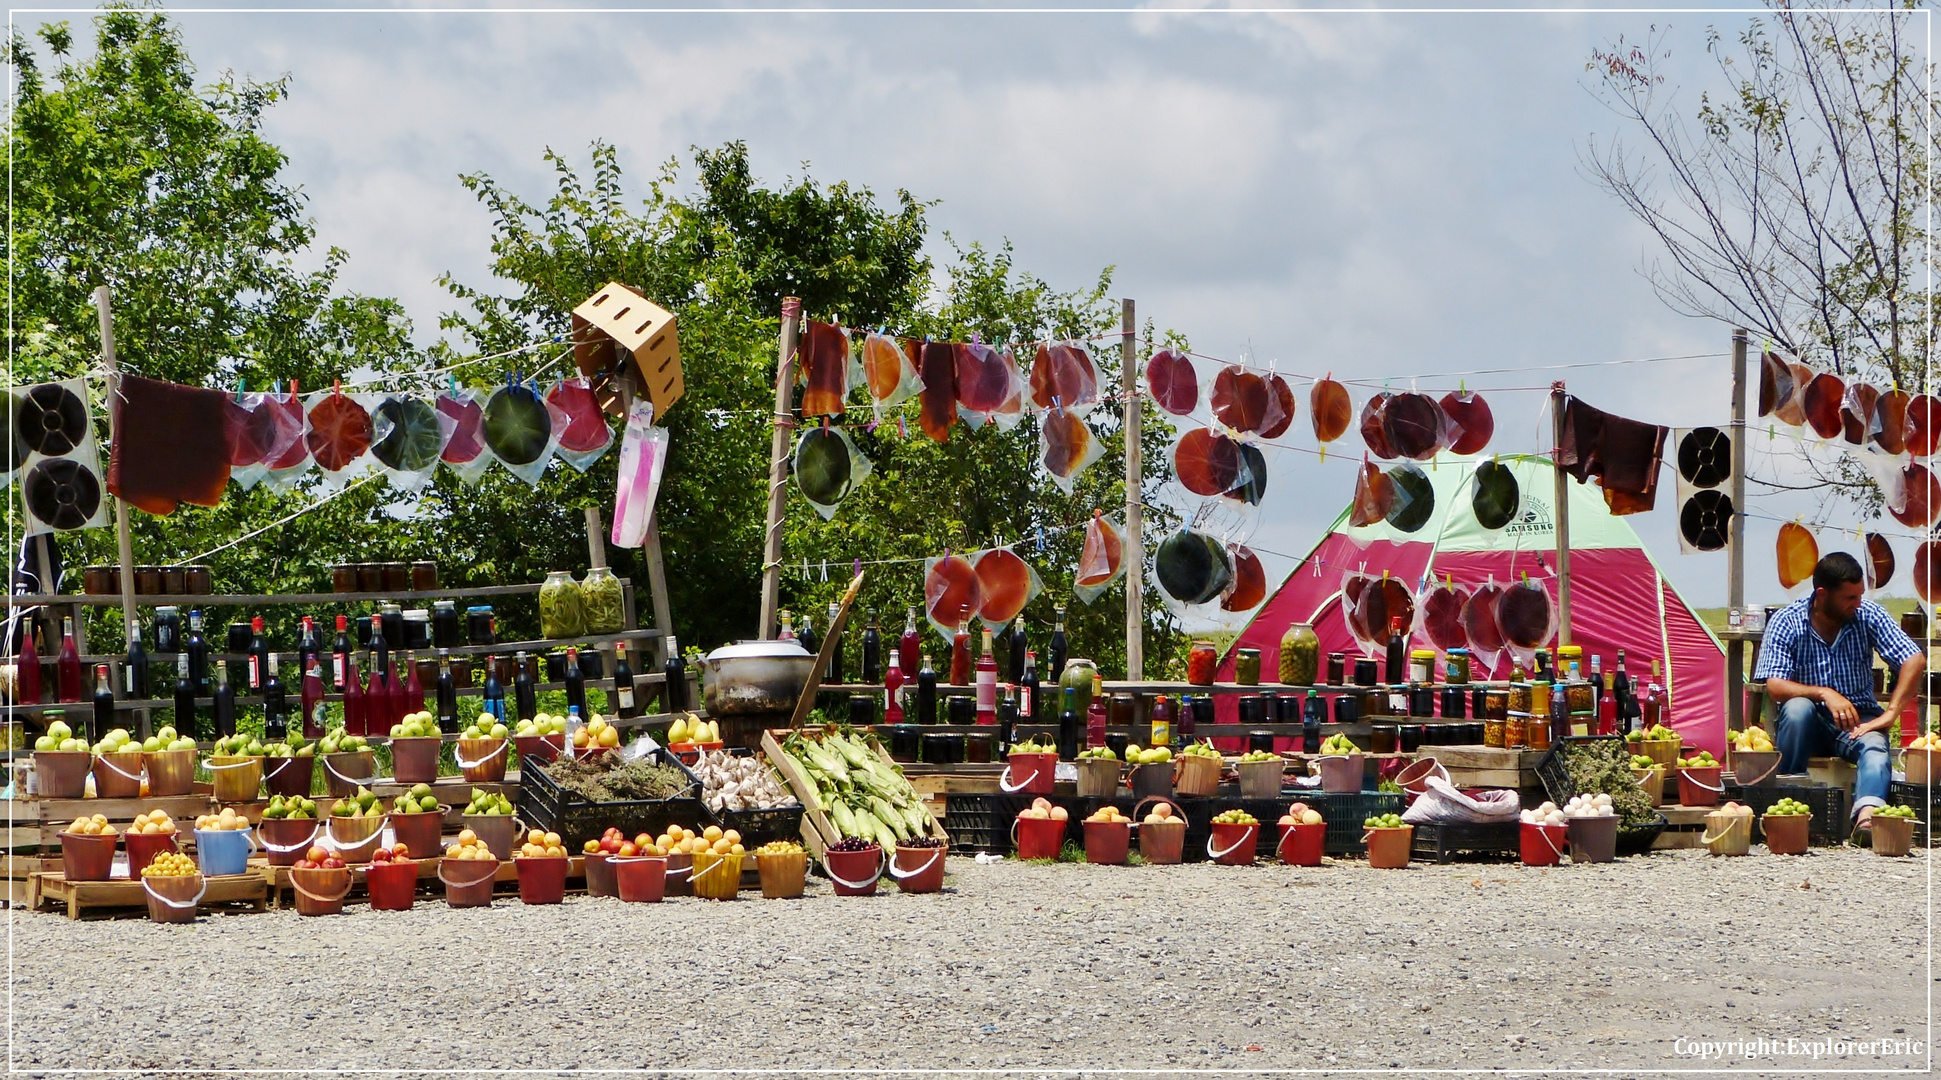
[1218,453,1726,754]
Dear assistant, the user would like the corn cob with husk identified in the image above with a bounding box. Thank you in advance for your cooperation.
[775,727,937,844]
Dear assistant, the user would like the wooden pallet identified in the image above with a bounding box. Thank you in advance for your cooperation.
[1420,746,1543,790]
[28,871,267,920]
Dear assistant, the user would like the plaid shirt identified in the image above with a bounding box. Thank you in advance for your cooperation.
[1752,596,1920,711]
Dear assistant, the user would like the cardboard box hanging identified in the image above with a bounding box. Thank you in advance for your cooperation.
[571,282,683,415]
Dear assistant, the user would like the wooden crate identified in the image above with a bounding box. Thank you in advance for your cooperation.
[1420,746,1541,789]
[29,871,267,920]
[24,795,215,852]
[760,728,946,859]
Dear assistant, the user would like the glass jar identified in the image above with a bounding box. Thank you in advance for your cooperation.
[1186,642,1217,686]
[1525,718,1552,751]
[1445,648,1471,685]
[1530,681,1552,718]
[154,607,181,654]
[185,566,212,595]
[1484,690,1509,721]
[1565,680,1595,715]
[332,564,359,594]
[1326,653,1346,687]
[1408,684,1435,718]
[538,571,586,640]
[1508,682,1531,715]
[411,560,439,592]
[1353,658,1379,687]
[1109,693,1136,732]
[432,601,459,649]
[1278,623,1319,685]
[581,567,625,634]
[1333,694,1360,723]
[1441,686,1467,720]
[1234,648,1262,686]
[1483,719,1505,748]
[1370,723,1398,754]
[383,562,411,592]
[1408,649,1436,684]
[162,567,187,596]
[357,563,385,592]
[402,610,432,651]
[1398,724,1424,753]
[1061,658,1100,716]
[466,605,496,646]
[1237,695,1265,725]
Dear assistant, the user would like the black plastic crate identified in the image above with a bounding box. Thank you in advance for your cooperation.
[1218,791,1402,855]
[1617,814,1668,856]
[518,747,705,850]
[943,793,1083,854]
[1723,783,1852,844]
[1410,821,1520,863]
[695,748,807,846]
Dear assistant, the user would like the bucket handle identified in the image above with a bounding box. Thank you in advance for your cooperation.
[140,875,207,910]
[1129,795,1180,830]
[819,846,886,890]
[1734,754,1780,787]
[322,816,379,852]
[887,846,945,880]
[1530,822,1568,859]
[436,858,499,889]
[200,756,261,772]
[689,854,735,886]
[1206,823,1257,861]
[261,755,307,782]
[95,753,147,783]
[1699,821,1743,845]
[454,739,509,771]
[1680,768,1727,792]
[665,857,697,883]
[196,827,259,855]
[255,822,321,854]
[290,871,354,904]
[322,754,377,787]
[997,762,1038,793]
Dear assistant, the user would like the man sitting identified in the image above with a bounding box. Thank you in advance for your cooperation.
[1754,552,1925,832]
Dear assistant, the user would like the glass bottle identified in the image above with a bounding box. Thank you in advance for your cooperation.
[301,655,325,738]
[1303,690,1323,753]
[1084,672,1107,750]
[369,614,390,688]
[1384,616,1406,685]
[950,619,972,686]
[342,655,364,736]
[1057,684,1081,761]
[916,652,938,725]
[298,615,321,686]
[1149,694,1174,750]
[1019,650,1039,723]
[403,651,425,715]
[247,616,269,690]
[975,627,998,724]
[661,636,685,713]
[1009,615,1028,687]
[262,652,287,740]
[825,601,843,684]
[329,615,350,694]
[883,650,905,723]
[777,610,796,641]
[796,612,820,667]
[91,663,114,744]
[123,619,148,701]
[898,607,922,682]
[1177,694,1197,742]
[513,651,536,721]
[481,654,506,723]
[172,654,196,741]
[997,685,1017,753]
[185,609,209,697]
[436,651,457,731]
[612,640,638,719]
[1047,605,1069,684]
[57,617,82,702]
[16,616,41,705]
[563,647,587,718]
[213,659,237,739]
[385,656,406,729]
[860,609,881,686]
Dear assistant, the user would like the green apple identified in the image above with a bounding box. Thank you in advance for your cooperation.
[33,736,55,751]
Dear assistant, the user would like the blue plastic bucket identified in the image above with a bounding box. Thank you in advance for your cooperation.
[196,828,255,877]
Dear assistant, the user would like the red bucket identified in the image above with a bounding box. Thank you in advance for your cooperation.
[824,845,884,897]
[513,734,562,767]
[1001,752,1057,795]
[389,737,442,785]
[256,817,323,868]
[1083,820,1131,865]
[1519,821,1569,867]
[614,856,667,903]
[388,809,447,860]
[262,755,315,799]
[364,860,417,910]
[584,853,618,897]
[124,831,179,874]
[141,873,204,924]
[1677,765,1725,807]
[1208,821,1260,866]
[891,844,948,893]
[60,832,116,882]
[1014,815,1066,860]
[515,856,568,904]
[1276,822,1325,866]
[439,857,499,908]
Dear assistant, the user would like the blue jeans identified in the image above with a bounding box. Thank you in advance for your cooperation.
[1774,696,1891,815]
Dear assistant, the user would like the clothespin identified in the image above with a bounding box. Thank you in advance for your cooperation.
[449,374,459,395]
[820,559,829,582]
[896,416,908,439]
[235,380,247,403]
[852,558,862,579]
[801,558,809,579]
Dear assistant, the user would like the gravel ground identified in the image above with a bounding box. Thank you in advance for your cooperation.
[8,847,1932,1076]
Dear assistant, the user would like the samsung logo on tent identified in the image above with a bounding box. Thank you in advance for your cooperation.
[1502,496,1554,538]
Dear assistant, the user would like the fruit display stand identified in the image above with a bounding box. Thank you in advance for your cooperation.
[941,791,1403,860]
[29,871,267,920]
[256,855,589,910]
[10,795,216,875]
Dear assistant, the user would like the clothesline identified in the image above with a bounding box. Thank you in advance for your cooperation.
[181,474,386,564]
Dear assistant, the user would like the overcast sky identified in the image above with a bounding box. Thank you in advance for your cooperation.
[23,3,1922,614]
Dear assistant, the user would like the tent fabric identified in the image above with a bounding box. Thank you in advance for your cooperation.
[1216,454,1727,755]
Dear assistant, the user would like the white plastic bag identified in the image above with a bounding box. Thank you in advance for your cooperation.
[610,399,669,549]
[1400,777,1522,825]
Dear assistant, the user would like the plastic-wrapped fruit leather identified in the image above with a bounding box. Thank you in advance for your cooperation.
[483,383,557,483]
[1907,394,1941,457]
[973,548,1040,625]
[1470,459,1521,530]
[1872,389,1911,454]
[1154,529,1233,607]
[1175,429,1243,497]
[1382,393,1446,461]
[1758,350,1797,420]
[1146,349,1198,416]
[955,342,1017,421]
[1384,463,1435,533]
[1229,443,1268,505]
[437,389,491,485]
[799,320,851,418]
[1772,362,1812,427]
[1072,513,1127,604]
[1915,541,1940,605]
[862,334,923,420]
[1841,383,1880,446]
[1211,366,1271,433]
[1342,573,1374,649]
[109,375,230,514]
[1359,393,1395,458]
[546,377,614,471]
[1800,373,1846,440]
[1220,545,1265,612]
[1349,458,1394,528]
[1866,532,1895,589]
[1776,522,1819,590]
[1494,578,1556,653]
[1040,409,1103,494]
[1462,581,1507,670]
[1888,462,1939,528]
[369,395,452,489]
[1029,342,1100,413]
[304,391,373,474]
[610,399,669,550]
[224,392,303,470]
[988,346,1026,429]
[1440,390,1494,456]
[793,425,872,520]
[1258,375,1295,439]
[1310,377,1353,445]
[924,554,982,639]
[1354,575,1415,653]
[1423,581,1472,652]
[918,341,957,442]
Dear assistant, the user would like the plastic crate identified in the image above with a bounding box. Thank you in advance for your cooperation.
[943,794,1084,854]
[696,748,806,846]
[1617,814,1668,856]
[1217,791,1402,855]
[518,747,705,850]
[1410,821,1519,863]
[1724,783,1851,844]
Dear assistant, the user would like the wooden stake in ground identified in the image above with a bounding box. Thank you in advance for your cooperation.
[1122,298,1142,680]
[1550,381,1572,647]
[94,286,148,736]
[758,298,802,641]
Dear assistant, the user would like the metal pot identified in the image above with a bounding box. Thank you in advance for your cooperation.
[700,640,816,716]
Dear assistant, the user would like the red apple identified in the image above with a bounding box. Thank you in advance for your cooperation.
[305,845,329,864]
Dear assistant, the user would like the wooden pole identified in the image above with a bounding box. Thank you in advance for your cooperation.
[757,298,802,641]
[1727,328,1749,732]
[94,286,145,734]
[1121,299,1143,680]
[1550,381,1572,648]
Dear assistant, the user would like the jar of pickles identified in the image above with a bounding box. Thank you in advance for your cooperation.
[1445,648,1471,685]
[581,566,625,634]
[1278,623,1319,686]
[1186,641,1218,686]
[538,570,586,640]
[1234,648,1262,686]
[1507,681,1531,716]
